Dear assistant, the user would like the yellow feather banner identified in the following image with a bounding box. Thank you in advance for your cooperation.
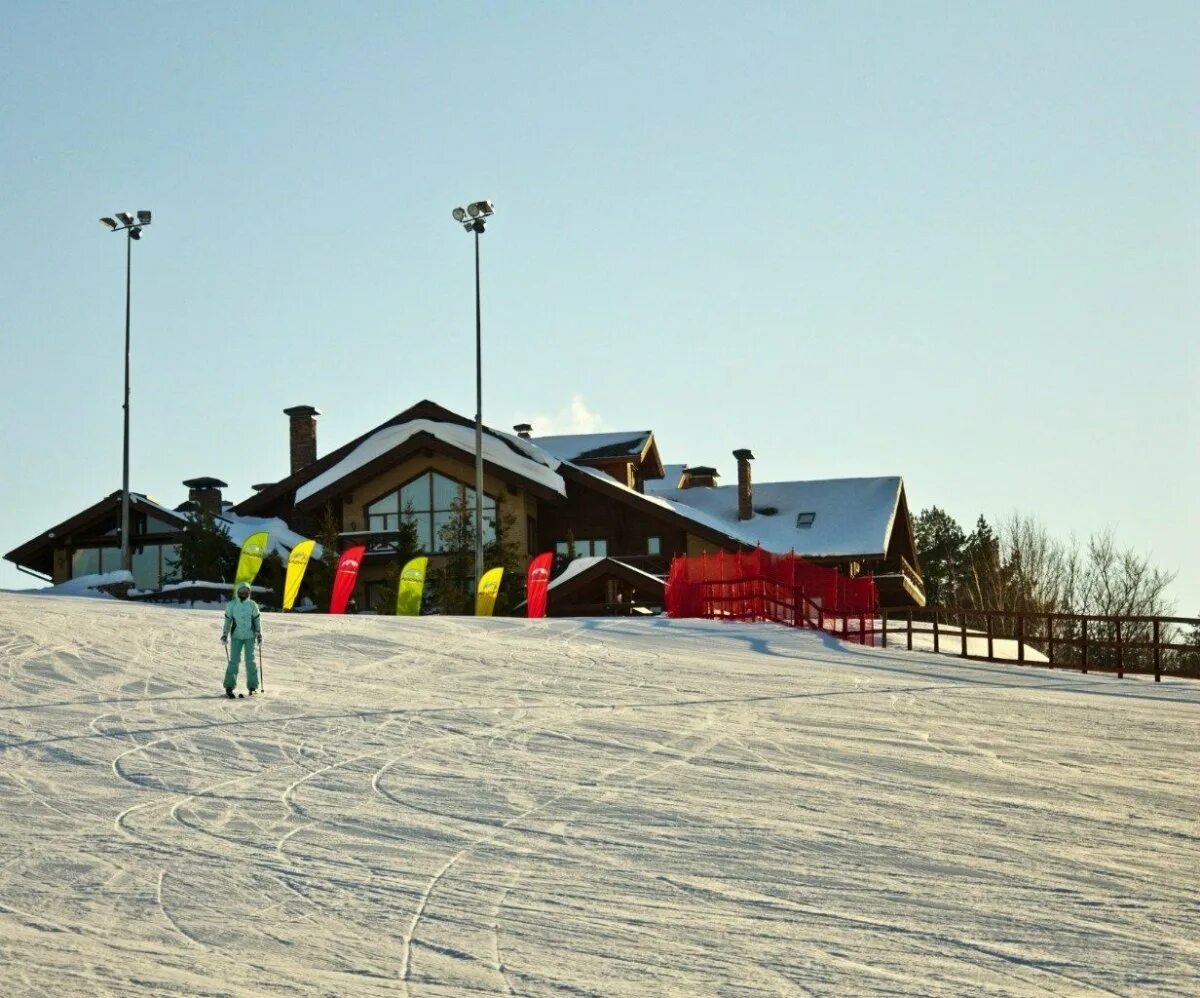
[475,566,504,617]
[233,531,269,593]
[396,556,429,616]
[282,539,316,611]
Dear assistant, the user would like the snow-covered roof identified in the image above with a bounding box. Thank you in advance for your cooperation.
[295,419,566,504]
[655,477,904,558]
[531,432,651,463]
[218,513,324,560]
[645,464,687,494]
[547,556,665,591]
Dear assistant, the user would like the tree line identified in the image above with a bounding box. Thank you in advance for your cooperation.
[913,507,1199,674]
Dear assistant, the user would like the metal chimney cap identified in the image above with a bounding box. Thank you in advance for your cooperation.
[284,405,322,417]
[732,449,755,461]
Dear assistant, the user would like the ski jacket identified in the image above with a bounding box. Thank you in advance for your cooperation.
[222,597,261,639]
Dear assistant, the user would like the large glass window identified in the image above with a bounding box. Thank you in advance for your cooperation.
[367,471,496,554]
[132,543,180,590]
[72,543,179,589]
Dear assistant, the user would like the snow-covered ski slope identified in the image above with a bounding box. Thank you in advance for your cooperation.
[1,592,1197,997]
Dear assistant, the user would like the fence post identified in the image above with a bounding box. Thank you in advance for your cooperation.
[987,613,994,661]
[1116,618,1124,679]
[1153,619,1161,683]
[1017,615,1025,665]
[933,609,940,653]
[906,610,913,651]
[1048,612,1055,667]
[1081,617,1088,674]
[960,611,968,658]
[882,610,888,649]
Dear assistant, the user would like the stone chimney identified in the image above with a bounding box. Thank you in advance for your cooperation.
[733,449,754,520]
[513,423,533,440]
[182,477,227,516]
[680,465,719,489]
[285,405,321,474]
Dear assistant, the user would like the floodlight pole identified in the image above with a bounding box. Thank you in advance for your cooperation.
[473,224,484,593]
[121,229,133,574]
[452,201,494,600]
[101,212,151,575]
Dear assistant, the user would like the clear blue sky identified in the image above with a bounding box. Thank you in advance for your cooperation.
[2,2,1197,612]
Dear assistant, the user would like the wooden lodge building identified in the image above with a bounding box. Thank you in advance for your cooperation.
[4,400,927,612]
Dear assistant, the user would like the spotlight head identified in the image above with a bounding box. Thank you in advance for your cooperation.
[468,200,495,217]
[137,210,152,224]
[100,217,119,231]
[452,206,467,223]
[129,227,142,240]
[115,212,135,226]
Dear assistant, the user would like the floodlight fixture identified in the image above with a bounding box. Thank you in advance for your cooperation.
[452,206,467,222]
[100,217,119,230]
[129,228,141,240]
[137,210,152,224]
[468,200,495,217]
[115,212,135,226]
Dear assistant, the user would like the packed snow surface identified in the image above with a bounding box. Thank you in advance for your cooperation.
[1,592,1198,996]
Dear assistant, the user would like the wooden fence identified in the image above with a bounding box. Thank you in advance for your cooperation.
[877,606,1200,682]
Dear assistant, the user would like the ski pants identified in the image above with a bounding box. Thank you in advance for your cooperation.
[224,637,259,692]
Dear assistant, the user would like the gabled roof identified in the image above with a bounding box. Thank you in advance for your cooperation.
[295,419,565,507]
[234,400,566,516]
[532,431,650,462]
[4,491,190,576]
[653,477,905,559]
[531,431,665,480]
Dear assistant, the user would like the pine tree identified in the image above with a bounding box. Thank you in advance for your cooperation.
[428,485,475,615]
[484,499,526,614]
[305,505,342,611]
[913,507,967,606]
[370,506,420,614]
[165,508,238,584]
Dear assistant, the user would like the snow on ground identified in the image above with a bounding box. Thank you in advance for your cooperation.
[0,593,1197,997]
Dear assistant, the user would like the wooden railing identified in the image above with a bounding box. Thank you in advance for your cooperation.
[877,606,1200,682]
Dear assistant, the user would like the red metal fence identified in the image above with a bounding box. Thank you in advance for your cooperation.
[665,548,877,645]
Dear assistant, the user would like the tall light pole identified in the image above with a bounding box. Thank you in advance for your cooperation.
[99,210,152,574]
[451,199,495,595]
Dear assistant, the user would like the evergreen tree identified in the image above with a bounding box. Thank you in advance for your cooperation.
[255,550,286,609]
[913,507,967,606]
[369,506,420,614]
[165,508,237,584]
[428,485,475,614]
[305,505,342,611]
[484,499,526,614]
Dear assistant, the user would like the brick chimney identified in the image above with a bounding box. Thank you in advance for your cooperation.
[733,449,754,520]
[680,465,719,489]
[285,405,321,474]
[513,423,533,440]
[182,477,227,516]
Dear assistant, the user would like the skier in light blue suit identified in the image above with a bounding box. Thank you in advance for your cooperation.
[221,583,262,697]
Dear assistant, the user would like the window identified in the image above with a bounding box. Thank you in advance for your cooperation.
[132,543,180,590]
[367,471,497,554]
[71,546,121,579]
[796,512,816,528]
[556,538,608,558]
[647,536,661,555]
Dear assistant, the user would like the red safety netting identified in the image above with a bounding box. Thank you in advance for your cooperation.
[664,548,877,645]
